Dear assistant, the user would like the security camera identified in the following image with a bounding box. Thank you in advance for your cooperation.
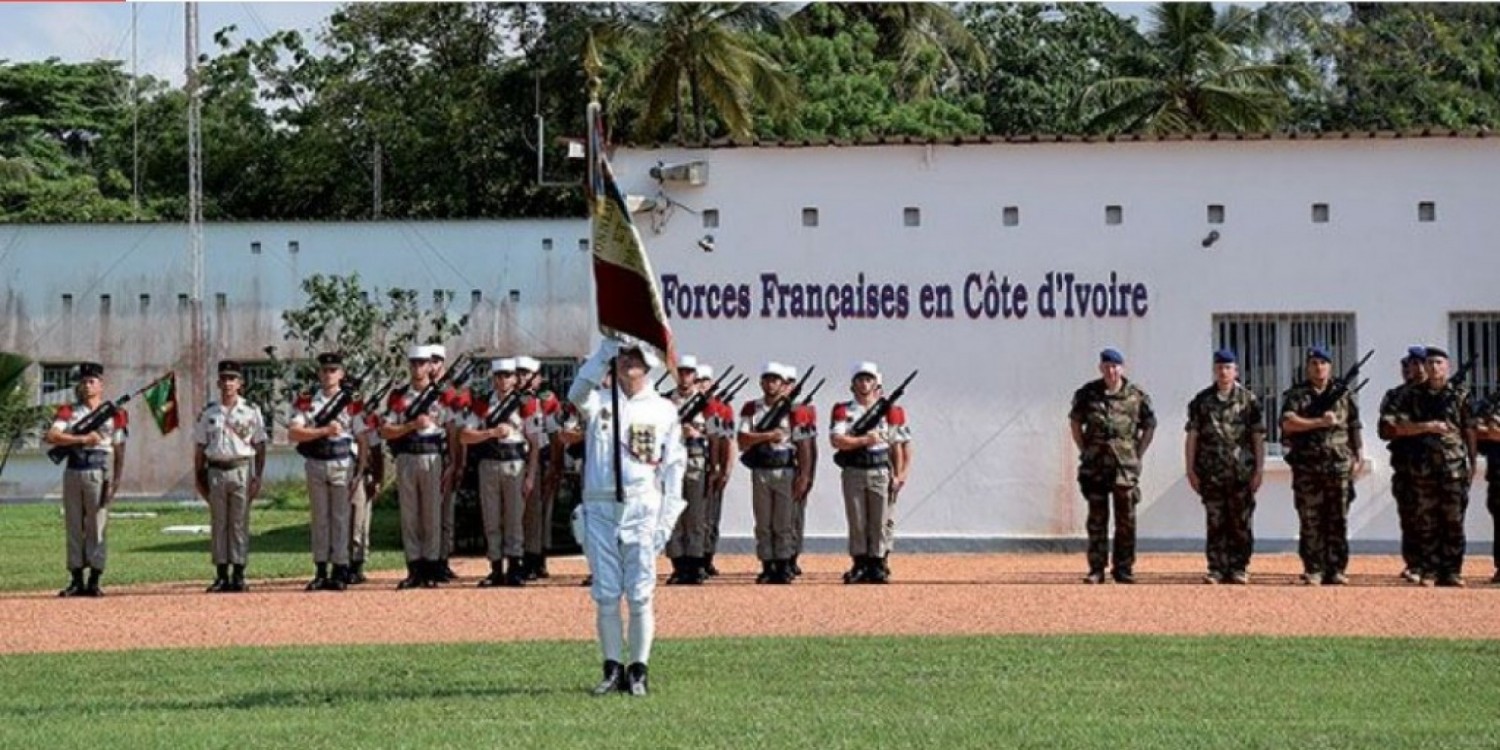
[1201,230,1221,248]
[697,234,715,253]
[650,160,709,186]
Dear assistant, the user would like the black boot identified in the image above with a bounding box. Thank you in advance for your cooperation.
[755,560,772,584]
[703,554,720,578]
[83,568,103,597]
[59,568,85,598]
[421,560,441,588]
[769,559,793,584]
[625,662,650,697]
[868,555,890,584]
[306,562,329,591]
[592,660,625,696]
[347,559,367,585]
[843,556,867,584]
[523,553,541,581]
[478,559,504,588]
[666,557,684,585]
[682,557,707,585]
[789,555,802,578]
[397,561,422,590]
[533,554,550,579]
[439,558,457,582]
[230,564,248,592]
[327,565,349,591]
[207,564,229,593]
[504,556,528,587]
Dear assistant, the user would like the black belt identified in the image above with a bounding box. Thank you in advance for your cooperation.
[295,439,353,461]
[740,445,795,470]
[834,450,889,469]
[207,458,251,471]
[475,442,528,462]
[66,451,110,471]
[391,434,445,455]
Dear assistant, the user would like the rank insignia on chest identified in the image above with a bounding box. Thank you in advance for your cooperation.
[628,424,659,464]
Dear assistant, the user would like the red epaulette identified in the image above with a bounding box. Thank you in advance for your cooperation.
[739,401,757,418]
[887,406,907,426]
[348,399,364,416]
[55,404,74,421]
[112,409,129,429]
[451,388,472,411]
[831,402,850,423]
[386,388,408,415]
[294,393,313,413]
[541,392,560,415]
[470,396,491,419]
[791,404,816,427]
[519,395,541,419]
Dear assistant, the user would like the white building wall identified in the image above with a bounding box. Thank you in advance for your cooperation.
[611,138,1500,549]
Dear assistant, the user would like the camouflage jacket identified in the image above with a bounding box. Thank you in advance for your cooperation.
[1384,383,1474,480]
[1070,378,1156,485]
[1379,383,1423,474]
[1185,383,1264,487]
[1280,382,1362,475]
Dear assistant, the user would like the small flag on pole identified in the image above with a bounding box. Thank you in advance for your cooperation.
[142,372,179,435]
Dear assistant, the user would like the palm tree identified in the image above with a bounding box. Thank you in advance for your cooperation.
[824,3,988,100]
[1079,3,1314,134]
[601,3,796,142]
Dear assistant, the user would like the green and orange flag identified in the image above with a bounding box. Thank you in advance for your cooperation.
[142,371,179,435]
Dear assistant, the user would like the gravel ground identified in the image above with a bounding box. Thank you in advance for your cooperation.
[3,553,1498,655]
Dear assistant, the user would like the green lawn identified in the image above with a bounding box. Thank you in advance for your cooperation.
[0,635,1496,749]
[0,482,410,591]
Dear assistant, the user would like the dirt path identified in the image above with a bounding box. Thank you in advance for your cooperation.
[3,553,1498,655]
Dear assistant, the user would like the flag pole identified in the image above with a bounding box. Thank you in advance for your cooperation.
[585,36,624,505]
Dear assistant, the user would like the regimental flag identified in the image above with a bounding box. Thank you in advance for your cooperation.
[142,371,179,435]
[586,101,676,365]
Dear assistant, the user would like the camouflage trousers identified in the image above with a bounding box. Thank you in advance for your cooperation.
[1081,480,1139,575]
[1412,475,1469,579]
[1391,471,1420,572]
[1489,479,1500,570]
[1200,484,1256,575]
[1291,470,1349,577]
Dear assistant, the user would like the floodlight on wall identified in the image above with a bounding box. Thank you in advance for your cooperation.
[697,234,716,253]
[650,160,709,186]
[625,194,660,214]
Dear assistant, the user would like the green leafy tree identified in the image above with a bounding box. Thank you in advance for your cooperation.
[0,353,48,480]
[818,2,988,100]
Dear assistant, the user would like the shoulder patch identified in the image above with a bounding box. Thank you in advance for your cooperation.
[791,405,816,426]
[740,401,757,418]
[55,404,74,421]
[112,409,129,428]
[519,396,540,419]
[831,402,850,423]
[887,406,907,426]
[294,393,313,413]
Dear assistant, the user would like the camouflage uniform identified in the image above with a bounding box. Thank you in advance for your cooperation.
[1379,382,1423,574]
[1185,383,1264,578]
[1479,405,1500,575]
[1281,384,1361,581]
[1070,378,1156,579]
[1387,383,1473,583]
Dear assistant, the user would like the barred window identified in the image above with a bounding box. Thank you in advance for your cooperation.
[1213,313,1358,453]
[1449,312,1500,399]
[538,358,579,400]
[39,363,84,405]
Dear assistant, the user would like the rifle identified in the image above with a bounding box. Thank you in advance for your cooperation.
[849,370,919,437]
[1305,349,1374,417]
[402,351,480,421]
[677,365,737,423]
[799,378,825,406]
[46,376,165,464]
[309,362,376,428]
[752,366,816,433]
[483,389,525,429]
[720,375,750,406]
[1450,355,1478,390]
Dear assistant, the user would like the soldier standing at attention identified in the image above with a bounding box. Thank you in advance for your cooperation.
[348,403,382,585]
[46,362,128,597]
[665,356,712,585]
[193,360,268,593]
[738,363,801,584]
[1473,383,1500,583]
[1383,347,1475,587]
[787,388,819,580]
[1281,345,1364,586]
[461,358,542,587]
[1184,349,1265,585]
[830,362,912,584]
[1069,348,1156,584]
[381,345,450,589]
[287,352,357,591]
[1378,346,1430,583]
[702,374,736,578]
[516,356,560,580]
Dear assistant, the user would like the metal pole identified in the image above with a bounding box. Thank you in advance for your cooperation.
[186,2,206,421]
[131,3,140,220]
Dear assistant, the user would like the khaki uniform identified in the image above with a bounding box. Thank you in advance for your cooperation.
[831,400,912,559]
[194,398,267,566]
[1281,383,1361,580]
[1185,383,1264,577]
[739,399,800,565]
[350,415,381,568]
[1070,378,1156,578]
[522,391,562,564]
[789,404,818,567]
[384,383,450,565]
[289,389,356,566]
[665,387,711,560]
[463,390,542,562]
[51,403,128,573]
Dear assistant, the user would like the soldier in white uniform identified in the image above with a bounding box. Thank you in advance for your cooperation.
[192,360,268,593]
[461,357,543,587]
[288,352,359,591]
[45,361,128,598]
[380,344,450,589]
[568,339,686,697]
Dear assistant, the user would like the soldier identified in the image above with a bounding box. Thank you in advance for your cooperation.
[516,356,561,580]
[348,404,384,585]
[1474,385,1500,583]
[287,352,358,591]
[432,345,464,583]
[1069,348,1156,584]
[665,356,712,585]
[1184,349,1265,585]
[192,360,268,593]
[738,362,802,584]
[830,361,912,584]
[380,344,450,589]
[46,362,128,597]
[1378,346,1430,583]
[1281,345,1364,586]
[702,370,737,578]
[788,389,818,580]
[568,339,685,697]
[461,358,542,587]
[1382,347,1475,587]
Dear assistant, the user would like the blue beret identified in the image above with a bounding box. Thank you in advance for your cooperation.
[1306,345,1332,362]
[1424,346,1449,360]
[1099,348,1124,365]
[1213,348,1237,364]
[1404,346,1428,362]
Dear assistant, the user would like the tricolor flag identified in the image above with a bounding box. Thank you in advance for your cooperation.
[586,101,676,365]
[142,371,179,435]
